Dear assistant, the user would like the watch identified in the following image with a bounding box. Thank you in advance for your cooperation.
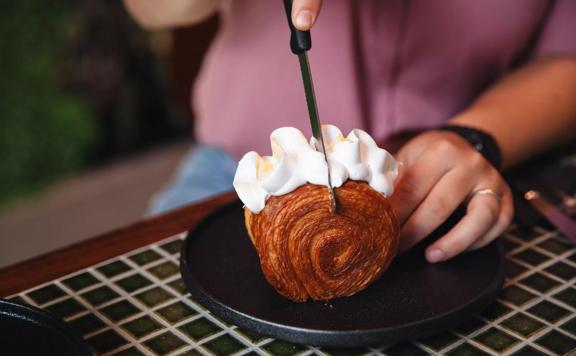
[438,124,502,169]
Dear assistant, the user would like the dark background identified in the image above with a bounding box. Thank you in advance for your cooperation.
[0,0,218,208]
[0,0,218,267]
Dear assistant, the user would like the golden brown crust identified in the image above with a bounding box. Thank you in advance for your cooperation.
[244,180,399,302]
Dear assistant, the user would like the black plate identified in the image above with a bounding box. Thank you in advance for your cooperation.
[181,201,504,347]
[0,299,92,355]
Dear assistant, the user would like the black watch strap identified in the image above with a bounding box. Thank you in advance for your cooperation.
[438,124,502,169]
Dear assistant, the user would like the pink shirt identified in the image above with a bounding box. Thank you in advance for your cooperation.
[194,0,576,159]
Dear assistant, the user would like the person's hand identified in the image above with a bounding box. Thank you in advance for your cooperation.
[388,130,514,263]
[290,0,323,31]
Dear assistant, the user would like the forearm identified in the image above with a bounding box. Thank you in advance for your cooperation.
[450,56,576,168]
[123,0,220,29]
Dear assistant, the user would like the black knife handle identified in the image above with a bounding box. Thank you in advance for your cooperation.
[283,0,311,54]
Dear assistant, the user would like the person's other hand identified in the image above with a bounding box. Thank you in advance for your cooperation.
[291,0,323,31]
[388,130,513,263]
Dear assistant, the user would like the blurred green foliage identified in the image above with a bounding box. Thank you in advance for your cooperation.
[0,1,95,206]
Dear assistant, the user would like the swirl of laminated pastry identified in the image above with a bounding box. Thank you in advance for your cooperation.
[244,180,399,302]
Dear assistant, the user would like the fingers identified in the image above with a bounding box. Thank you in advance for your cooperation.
[390,130,515,263]
[468,186,514,250]
[291,0,323,30]
[425,188,502,263]
[388,153,452,224]
[399,169,473,252]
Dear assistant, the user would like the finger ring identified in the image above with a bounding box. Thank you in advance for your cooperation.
[470,188,502,203]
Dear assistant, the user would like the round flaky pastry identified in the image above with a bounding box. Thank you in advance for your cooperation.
[244,180,399,302]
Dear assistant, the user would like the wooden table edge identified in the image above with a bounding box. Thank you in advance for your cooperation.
[0,192,237,297]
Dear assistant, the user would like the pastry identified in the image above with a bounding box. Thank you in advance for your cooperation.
[234,125,400,302]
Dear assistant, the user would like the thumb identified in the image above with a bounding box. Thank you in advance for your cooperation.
[291,0,323,31]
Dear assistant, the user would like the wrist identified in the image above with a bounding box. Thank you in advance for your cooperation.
[437,124,503,170]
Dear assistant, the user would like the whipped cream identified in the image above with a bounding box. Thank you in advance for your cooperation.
[233,125,399,213]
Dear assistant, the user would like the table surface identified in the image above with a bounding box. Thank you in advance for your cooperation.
[1,153,576,355]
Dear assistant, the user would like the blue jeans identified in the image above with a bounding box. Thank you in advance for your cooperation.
[147,145,236,215]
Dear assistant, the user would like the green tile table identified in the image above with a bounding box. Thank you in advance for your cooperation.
[1,179,576,355]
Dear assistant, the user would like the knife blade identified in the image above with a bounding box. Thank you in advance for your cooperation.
[282,0,336,213]
[524,189,576,243]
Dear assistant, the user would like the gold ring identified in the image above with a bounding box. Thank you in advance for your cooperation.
[470,188,502,203]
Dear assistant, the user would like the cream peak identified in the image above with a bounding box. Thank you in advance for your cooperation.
[233,125,398,213]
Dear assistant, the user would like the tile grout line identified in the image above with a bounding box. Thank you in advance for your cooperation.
[145,237,282,356]
[436,227,572,356]
[123,263,257,355]
[53,279,152,356]
[11,226,576,356]
[495,231,576,355]
[98,253,215,355]
[119,239,265,355]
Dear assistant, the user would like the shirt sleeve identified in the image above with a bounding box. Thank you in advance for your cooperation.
[535,0,576,56]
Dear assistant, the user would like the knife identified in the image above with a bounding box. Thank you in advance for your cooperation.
[282,0,337,213]
[524,189,576,243]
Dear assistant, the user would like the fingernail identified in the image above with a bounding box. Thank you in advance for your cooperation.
[427,248,445,263]
[295,10,314,29]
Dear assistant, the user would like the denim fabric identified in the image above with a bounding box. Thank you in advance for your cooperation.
[147,145,236,215]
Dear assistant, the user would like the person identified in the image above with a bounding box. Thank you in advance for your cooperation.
[123,0,576,263]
